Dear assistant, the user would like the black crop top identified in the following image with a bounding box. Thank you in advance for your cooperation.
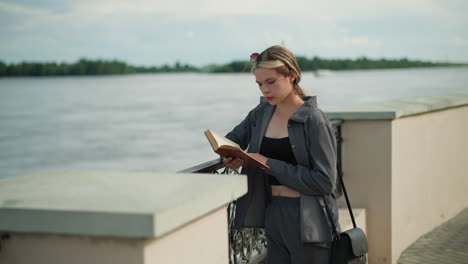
[259,136,297,185]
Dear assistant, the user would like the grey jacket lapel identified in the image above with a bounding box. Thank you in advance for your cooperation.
[253,101,275,153]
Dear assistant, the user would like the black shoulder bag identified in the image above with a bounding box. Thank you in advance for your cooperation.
[322,171,368,264]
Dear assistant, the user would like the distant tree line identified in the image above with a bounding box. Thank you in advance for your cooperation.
[206,56,467,73]
[298,56,467,71]
[0,57,466,77]
[201,60,252,73]
[0,59,134,76]
[133,61,199,73]
[0,59,199,77]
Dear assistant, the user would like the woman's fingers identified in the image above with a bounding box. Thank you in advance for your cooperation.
[232,158,243,168]
[223,157,234,167]
[223,157,244,169]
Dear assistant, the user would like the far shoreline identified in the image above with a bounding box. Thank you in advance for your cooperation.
[1,57,467,78]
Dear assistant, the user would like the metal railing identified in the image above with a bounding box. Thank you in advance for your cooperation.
[179,120,343,264]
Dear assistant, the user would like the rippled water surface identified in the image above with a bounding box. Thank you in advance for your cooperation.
[1,67,467,178]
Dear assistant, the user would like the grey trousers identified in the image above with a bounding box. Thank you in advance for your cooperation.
[264,196,331,264]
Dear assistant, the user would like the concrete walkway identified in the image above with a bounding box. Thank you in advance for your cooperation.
[398,207,468,264]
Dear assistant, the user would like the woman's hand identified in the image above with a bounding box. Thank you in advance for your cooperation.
[223,157,244,169]
[249,153,268,166]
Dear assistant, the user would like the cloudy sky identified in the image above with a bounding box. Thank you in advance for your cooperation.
[1,0,467,66]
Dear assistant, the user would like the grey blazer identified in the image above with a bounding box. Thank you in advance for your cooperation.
[225,96,341,243]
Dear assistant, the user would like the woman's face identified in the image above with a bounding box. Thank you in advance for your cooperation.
[254,67,294,105]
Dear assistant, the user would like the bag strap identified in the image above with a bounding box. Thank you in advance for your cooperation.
[322,167,357,236]
[335,163,357,229]
[302,120,357,237]
[324,122,358,237]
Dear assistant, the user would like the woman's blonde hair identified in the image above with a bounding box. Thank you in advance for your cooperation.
[252,45,306,96]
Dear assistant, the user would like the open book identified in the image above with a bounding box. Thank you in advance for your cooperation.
[204,129,269,169]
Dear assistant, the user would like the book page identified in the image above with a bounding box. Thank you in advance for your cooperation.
[204,129,269,169]
[208,130,241,149]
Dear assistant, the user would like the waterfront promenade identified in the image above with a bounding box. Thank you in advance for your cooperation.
[398,207,468,264]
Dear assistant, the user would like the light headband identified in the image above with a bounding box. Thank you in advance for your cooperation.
[250,52,288,69]
[255,60,285,68]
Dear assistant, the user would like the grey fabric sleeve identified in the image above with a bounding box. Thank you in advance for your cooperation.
[224,106,258,149]
[264,121,337,196]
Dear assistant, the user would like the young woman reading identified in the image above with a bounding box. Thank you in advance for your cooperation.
[224,45,340,264]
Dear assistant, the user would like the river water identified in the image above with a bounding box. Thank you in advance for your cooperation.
[1,67,467,178]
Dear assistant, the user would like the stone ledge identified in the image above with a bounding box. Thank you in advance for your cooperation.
[0,170,247,238]
[325,94,468,120]
[339,208,366,233]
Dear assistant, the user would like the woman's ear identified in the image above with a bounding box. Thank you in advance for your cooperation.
[289,71,296,82]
